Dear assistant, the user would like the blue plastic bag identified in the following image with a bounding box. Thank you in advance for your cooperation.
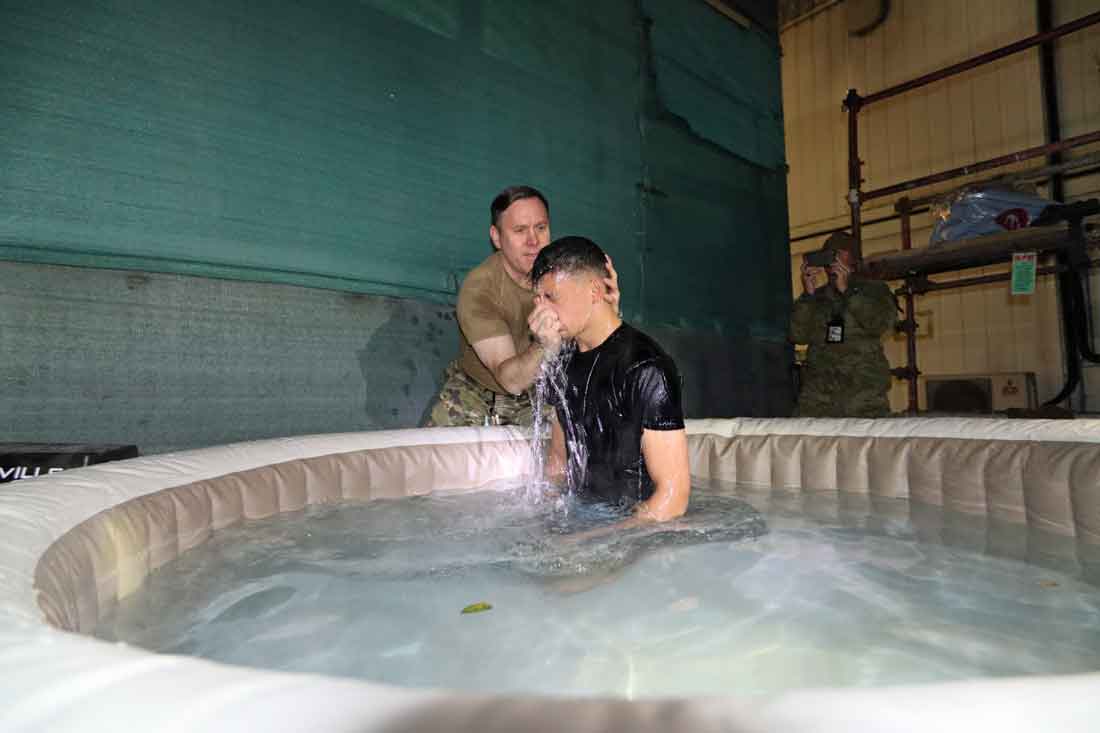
[929,186,1055,245]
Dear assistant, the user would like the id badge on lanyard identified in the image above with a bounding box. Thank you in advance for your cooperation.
[825,315,845,344]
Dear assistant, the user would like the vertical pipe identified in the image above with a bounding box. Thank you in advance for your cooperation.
[844,89,863,256]
[899,200,913,249]
[1038,0,1065,202]
[1037,0,1082,409]
[898,198,919,414]
[904,293,919,414]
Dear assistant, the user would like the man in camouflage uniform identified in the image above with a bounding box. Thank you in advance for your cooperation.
[790,232,898,418]
[425,186,618,427]
[427,360,538,427]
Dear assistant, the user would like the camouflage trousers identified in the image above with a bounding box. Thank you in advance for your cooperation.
[795,345,892,419]
[423,361,536,427]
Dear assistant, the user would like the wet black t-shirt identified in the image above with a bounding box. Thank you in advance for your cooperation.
[551,323,685,506]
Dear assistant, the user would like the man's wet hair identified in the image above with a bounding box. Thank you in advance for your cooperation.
[490,185,549,227]
[530,236,607,286]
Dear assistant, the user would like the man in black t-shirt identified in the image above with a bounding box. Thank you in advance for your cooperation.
[531,236,691,523]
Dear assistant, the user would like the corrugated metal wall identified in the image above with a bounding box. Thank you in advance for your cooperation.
[781,0,1100,411]
[1,0,791,453]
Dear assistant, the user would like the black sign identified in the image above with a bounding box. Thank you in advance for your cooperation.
[0,444,140,484]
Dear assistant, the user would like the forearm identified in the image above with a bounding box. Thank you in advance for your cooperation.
[494,341,546,395]
[638,429,691,522]
[546,417,567,483]
[635,481,690,522]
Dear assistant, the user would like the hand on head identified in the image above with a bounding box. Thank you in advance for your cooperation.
[603,255,621,316]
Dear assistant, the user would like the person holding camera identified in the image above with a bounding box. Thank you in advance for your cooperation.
[790,231,897,418]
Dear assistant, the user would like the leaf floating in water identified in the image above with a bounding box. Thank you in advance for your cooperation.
[1039,579,1059,588]
[461,602,493,615]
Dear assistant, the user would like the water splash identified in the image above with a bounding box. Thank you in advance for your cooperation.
[526,342,587,506]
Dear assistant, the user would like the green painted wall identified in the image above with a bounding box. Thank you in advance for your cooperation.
[1,0,789,453]
[1,0,644,303]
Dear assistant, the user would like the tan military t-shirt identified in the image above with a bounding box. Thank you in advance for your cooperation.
[456,251,536,393]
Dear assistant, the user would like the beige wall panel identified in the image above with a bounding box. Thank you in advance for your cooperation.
[901,2,931,181]
[1056,0,1100,147]
[829,6,850,223]
[923,0,955,175]
[860,10,890,209]
[797,18,813,222]
[935,281,966,377]
[882,6,911,185]
[811,13,834,224]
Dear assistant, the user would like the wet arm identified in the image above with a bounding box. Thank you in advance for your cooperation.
[558,428,691,542]
[546,413,567,484]
[635,428,691,522]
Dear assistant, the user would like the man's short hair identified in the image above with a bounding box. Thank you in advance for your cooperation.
[530,236,607,286]
[490,185,549,228]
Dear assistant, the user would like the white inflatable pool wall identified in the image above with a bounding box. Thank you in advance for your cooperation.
[3,418,1100,732]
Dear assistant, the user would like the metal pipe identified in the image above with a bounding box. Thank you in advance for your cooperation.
[902,291,918,414]
[860,10,1100,108]
[900,259,1100,295]
[1038,0,1066,202]
[904,155,1100,208]
[906,264,1068,294]
[790,206,932,244]
[899,200,913,249]
[844,89,864,255]
[898,199,919,413]
[788,159,1099,247]
[1046,268,1083,406]
[862,129,1100,203]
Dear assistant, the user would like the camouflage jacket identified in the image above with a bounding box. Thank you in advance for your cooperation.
[790,276,897,349]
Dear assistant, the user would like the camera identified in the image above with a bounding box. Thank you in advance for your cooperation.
[803,249,836,268]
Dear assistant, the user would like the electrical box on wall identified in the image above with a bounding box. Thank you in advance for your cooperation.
[921,373,1038,414]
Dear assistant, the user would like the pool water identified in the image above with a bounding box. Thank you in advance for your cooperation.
[94,479,1100,698]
